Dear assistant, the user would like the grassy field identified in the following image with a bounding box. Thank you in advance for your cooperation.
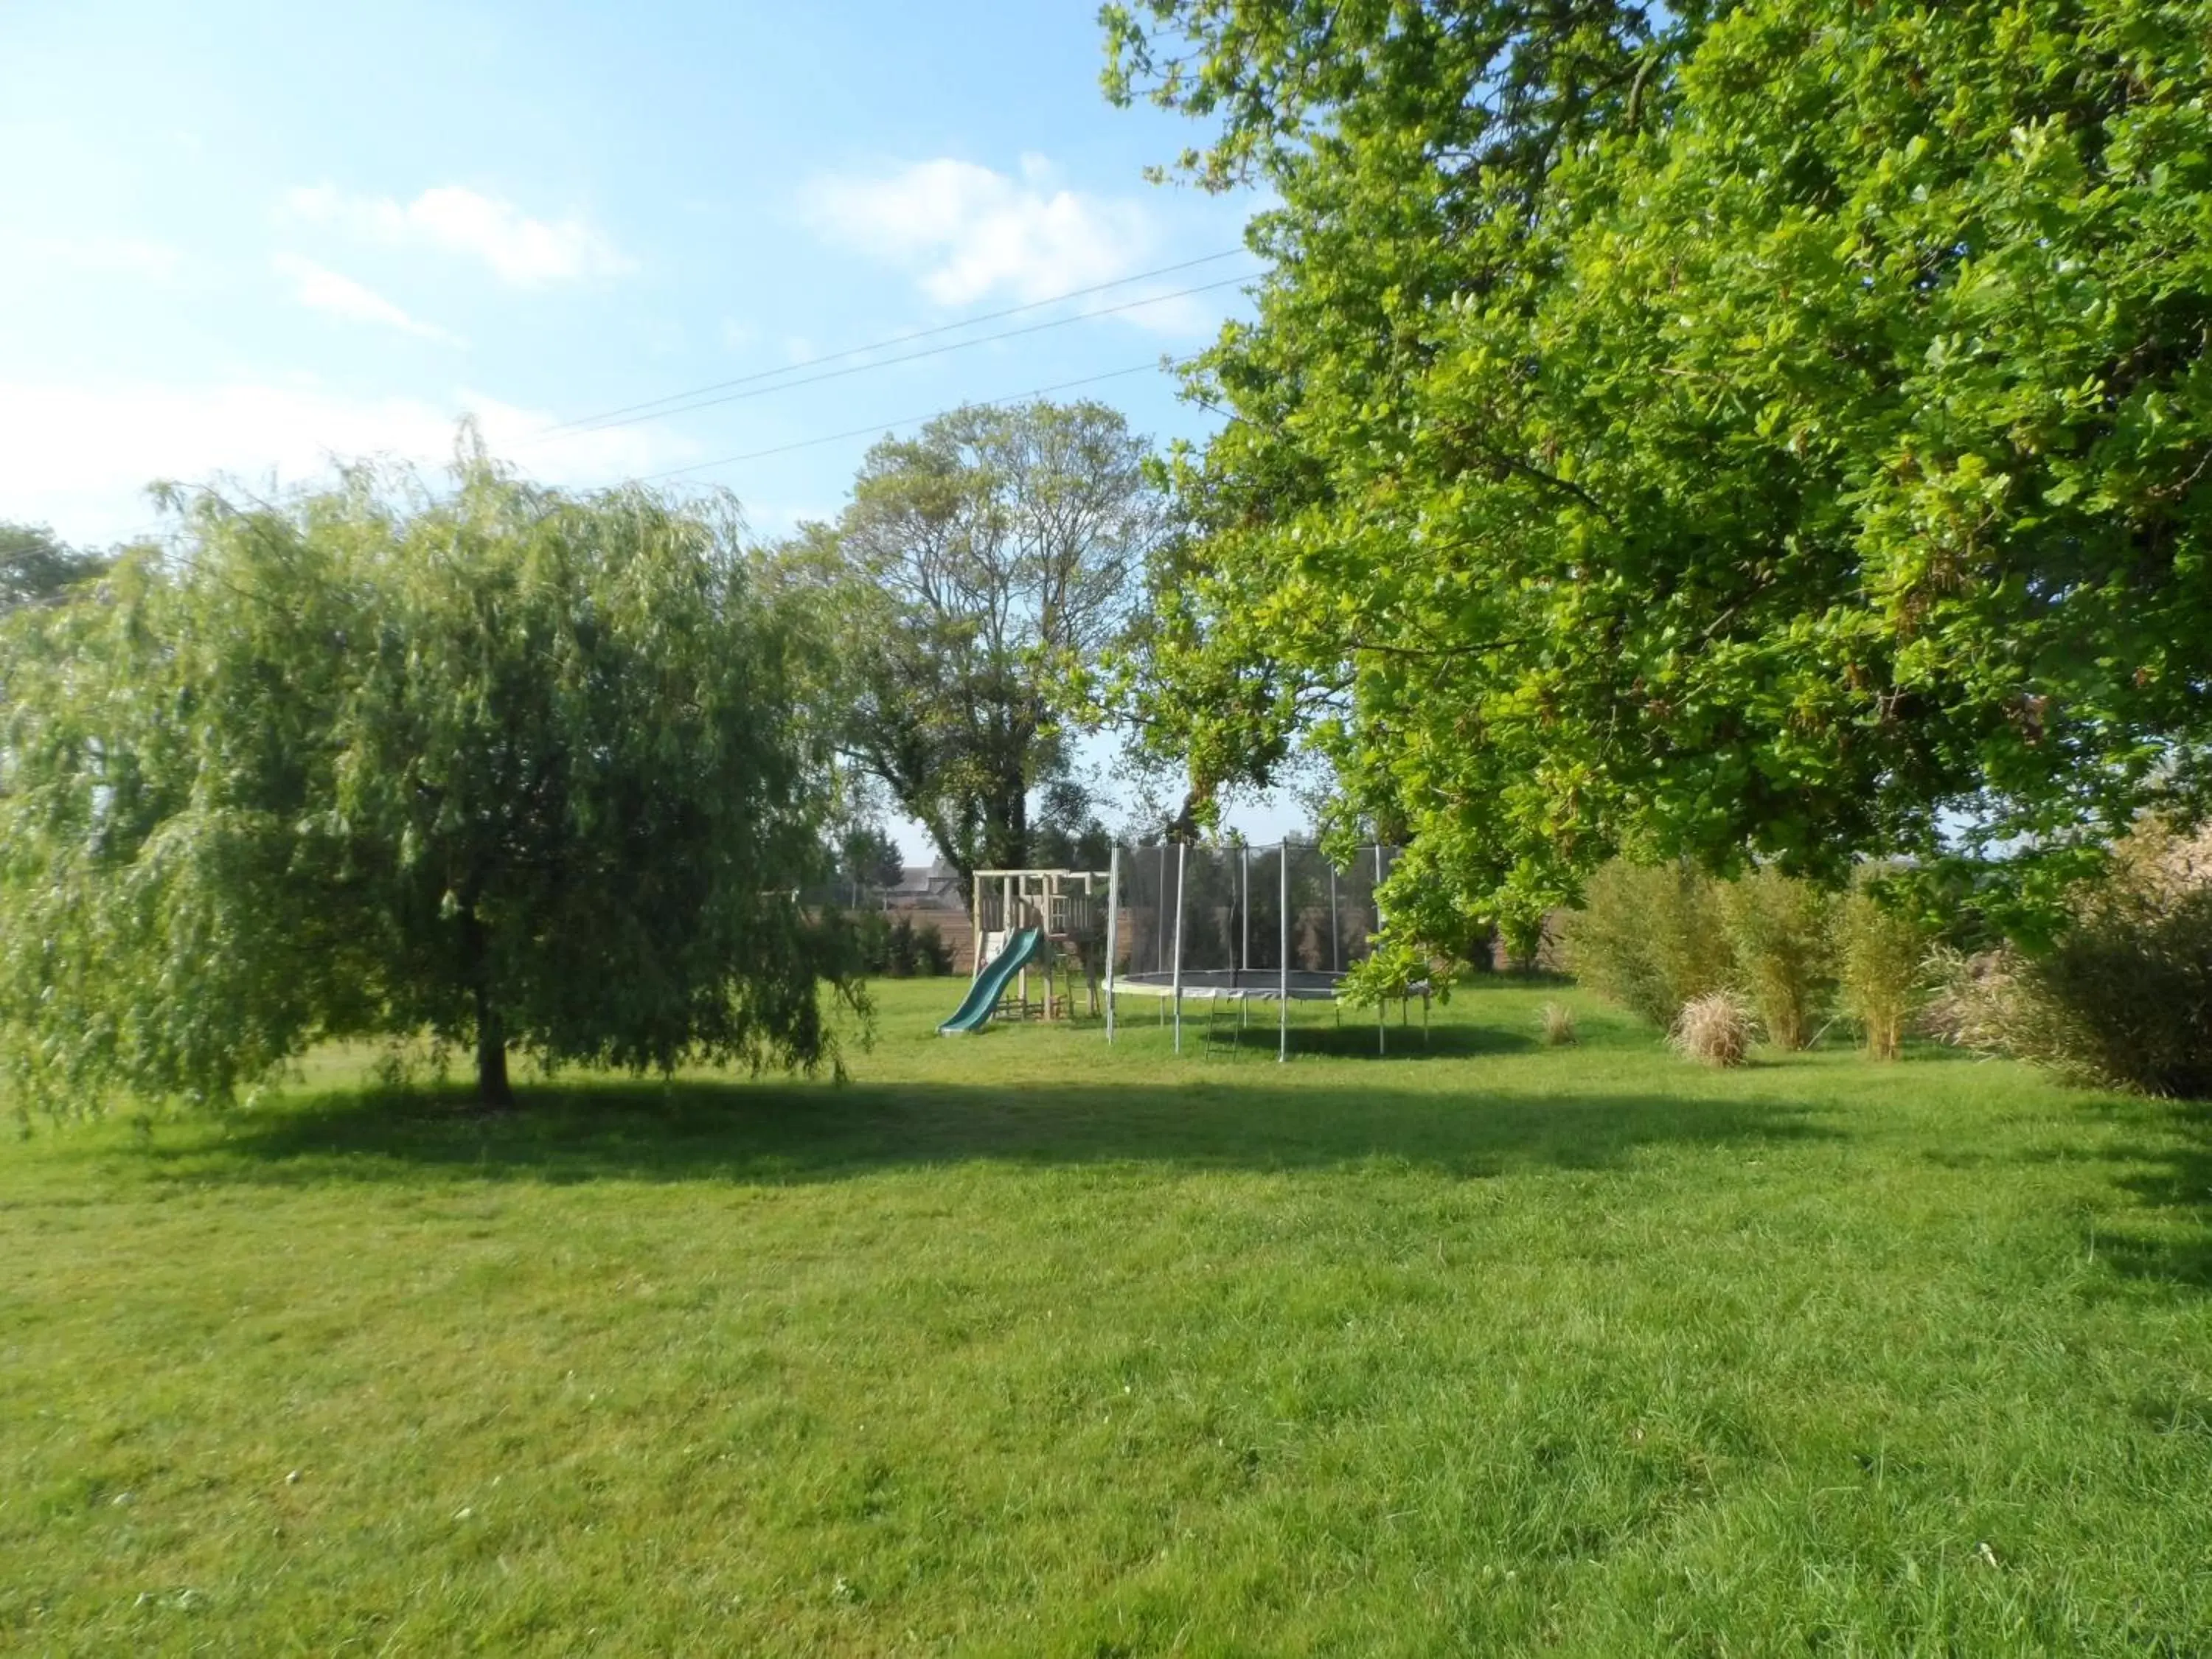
[4,978,2210,1655]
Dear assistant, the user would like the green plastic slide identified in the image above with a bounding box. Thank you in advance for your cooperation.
[937,927,1045,1034]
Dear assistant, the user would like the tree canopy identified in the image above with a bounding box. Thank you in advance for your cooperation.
[833,823,907,895]
[2,521,112,615]
[0,456,842,1110]
[777,399,1169,884]
[1105,0,2212,942]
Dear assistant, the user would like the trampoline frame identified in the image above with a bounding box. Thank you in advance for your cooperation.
[1110,970,1345,1001]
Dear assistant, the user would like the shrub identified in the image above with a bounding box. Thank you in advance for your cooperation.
[853,911,894,975]
[1930,822,2212,1096]
[1836,886,1929,1060]
[1500,912,1548,975]
[1669,991,1753,1067]
[1538,1002,1578,1046]
[1438,915,1498,973]
[846,912,955,978]
[914,922,956,977]
[1719,868,1835,1050]
[885,916,922,978]
[2016,891,2212,1096]
[1569,860,1731,1027]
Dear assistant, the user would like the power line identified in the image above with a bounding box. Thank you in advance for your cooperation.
[534,271,1259,444]
[89,354,1210,533]
[83,266,1243,533]
[636,354,1201,485]
[532,247,1246,439]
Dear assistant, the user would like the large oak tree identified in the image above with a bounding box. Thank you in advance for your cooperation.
[1105,0,2212,942]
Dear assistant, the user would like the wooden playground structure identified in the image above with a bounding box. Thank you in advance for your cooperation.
[968,867,1111,1021]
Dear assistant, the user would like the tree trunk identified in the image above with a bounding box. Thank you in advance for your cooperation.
[985,769,1029,871]
[1166,788,1204,844]
[474,984,513,1107]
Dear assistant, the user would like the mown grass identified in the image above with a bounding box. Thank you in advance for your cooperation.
[4,978,2210,1654]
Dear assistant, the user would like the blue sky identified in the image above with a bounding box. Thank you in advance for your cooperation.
[2,0,1301,854]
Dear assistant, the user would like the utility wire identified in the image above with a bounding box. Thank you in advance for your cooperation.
[636,354,1202,484]
[93,265,1242,530]
[532,247,1245,439]
[535,271,1258,444]
[94,354,1209,538]
[105,354,1212,524]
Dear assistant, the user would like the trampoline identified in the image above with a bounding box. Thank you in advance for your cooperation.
[1103,840,1402,1060]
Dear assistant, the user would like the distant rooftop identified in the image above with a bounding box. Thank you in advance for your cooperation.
[888,862,965,907]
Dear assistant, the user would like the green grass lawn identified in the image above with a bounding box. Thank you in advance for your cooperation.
[4,979,2210,1655]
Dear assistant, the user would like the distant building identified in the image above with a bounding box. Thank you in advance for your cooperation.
[872,860,973,973]
[886,859,966,911]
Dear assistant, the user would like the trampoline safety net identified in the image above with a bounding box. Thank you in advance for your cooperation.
[1108,841,1400,1000]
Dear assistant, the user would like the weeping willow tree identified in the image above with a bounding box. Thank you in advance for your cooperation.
[0,451,846,1111]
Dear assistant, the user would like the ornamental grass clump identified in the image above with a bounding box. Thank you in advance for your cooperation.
[1920,948,2022,1057]
[1719,867,1835,1050]
[1569,860,1731,1028]
[2012,893,2212,1097]
[1669,991,1753,1068]
[1836,887,1930,1061]
[1929,821,2212,1097]
[1538,1002,1578,1047]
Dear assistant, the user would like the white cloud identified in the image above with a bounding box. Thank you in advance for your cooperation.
[805,156,1168,314]
[272,254,459,344]
[0,380,694,546]
[284,183,635,288]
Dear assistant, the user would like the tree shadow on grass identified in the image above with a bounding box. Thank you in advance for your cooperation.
[1094,977,1653,1060]
[142,1073,1837,1191]
[925,1009,1534,1059]
[2079,1099,2212,1294]
[1168,1012,1538,1061]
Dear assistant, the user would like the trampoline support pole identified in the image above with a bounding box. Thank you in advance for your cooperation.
[1279,839,1289,1063]
[1240,844,1249,980]
[1104,845,1119,1046]
[1171,841,1186,1055]
[1377,843,1388,1057]
[1158,845,1169,1026]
